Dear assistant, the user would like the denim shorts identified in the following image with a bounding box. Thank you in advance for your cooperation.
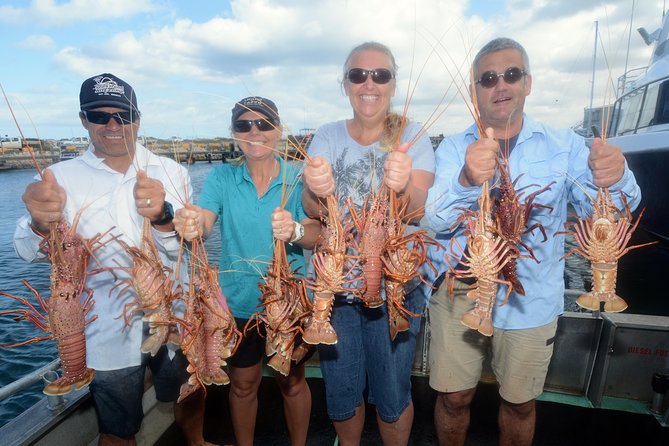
[318,288,424,422]
[89,346,189,438]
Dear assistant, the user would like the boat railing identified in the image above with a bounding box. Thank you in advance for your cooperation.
[617,66,648,96]
[0,359,60,402]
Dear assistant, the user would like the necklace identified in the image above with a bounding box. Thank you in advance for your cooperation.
[255,159,278,197]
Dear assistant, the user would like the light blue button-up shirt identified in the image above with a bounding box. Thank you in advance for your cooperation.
[424,114,641,329]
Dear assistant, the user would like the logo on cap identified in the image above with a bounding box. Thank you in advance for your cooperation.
[92,76,125,97]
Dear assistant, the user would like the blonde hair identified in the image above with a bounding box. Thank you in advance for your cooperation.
[379,112,409,152]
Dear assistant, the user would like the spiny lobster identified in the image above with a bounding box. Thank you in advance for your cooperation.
[383,191,436,340]
[348,188,389,309]
[178,236,240,402]
[303,194,350,345]
[561,188,655,313]
[248,239,312,376]
[447,181,513,336]
[111,217,180,356]
[0,215,111,395]
[493,146,554,296]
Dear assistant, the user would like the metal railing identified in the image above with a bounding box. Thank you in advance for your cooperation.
[0,359,60,402]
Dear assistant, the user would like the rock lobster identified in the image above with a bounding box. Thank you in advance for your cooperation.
[178,236,240,402]
[447,181,513,336]
[493,142,554,296]
[561,188,655,312]
[0,215,110,395]
[248,239,312,376]
[111,217,180,356]
[303,194,350,345]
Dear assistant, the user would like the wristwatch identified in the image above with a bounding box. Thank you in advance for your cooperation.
[289,221,305,244]
[151,201,174,226]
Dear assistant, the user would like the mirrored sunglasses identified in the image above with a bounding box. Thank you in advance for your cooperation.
[476,67,527,89]
[233,119,276,133]
[346,68,394,84]
[83,110,138,126]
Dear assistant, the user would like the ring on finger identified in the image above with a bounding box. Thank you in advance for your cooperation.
[146,198,152,207]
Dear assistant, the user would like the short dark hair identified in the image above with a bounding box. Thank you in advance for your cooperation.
[473,38,530,78]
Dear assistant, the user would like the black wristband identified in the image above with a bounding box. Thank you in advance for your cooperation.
[151,201,174,226]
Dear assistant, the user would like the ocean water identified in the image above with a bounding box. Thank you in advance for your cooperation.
[0,161,595,428]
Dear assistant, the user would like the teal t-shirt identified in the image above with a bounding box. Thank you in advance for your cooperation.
[198,158,308,318]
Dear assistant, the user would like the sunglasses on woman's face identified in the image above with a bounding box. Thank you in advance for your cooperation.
[83,110,138,125]
[233,119,276,133]
[475,67,527,89]
[346,68,394,84]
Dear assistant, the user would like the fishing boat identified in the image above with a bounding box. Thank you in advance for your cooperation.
[608,11,669,239]
[603,11,669,318]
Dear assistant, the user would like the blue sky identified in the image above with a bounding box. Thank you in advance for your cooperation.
[0,0,662,140]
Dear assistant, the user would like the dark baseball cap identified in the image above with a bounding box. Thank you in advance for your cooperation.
[79,73,139,113]
[231,96,280,125]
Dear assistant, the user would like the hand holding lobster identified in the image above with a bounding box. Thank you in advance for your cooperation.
[22,169,66,233]
[459,128,499,187]
[589,138,625,188]
[174,204,204,241]
[383,142,412,194]
[272,208,296,242]
[303,156,335,197]
[134,170,167,221]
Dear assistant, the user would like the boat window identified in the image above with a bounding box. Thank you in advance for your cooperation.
[616,87,645,135]
[657,79,669,125]
[637,80,662,129]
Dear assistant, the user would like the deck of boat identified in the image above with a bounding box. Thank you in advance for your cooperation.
[156,374,669,445]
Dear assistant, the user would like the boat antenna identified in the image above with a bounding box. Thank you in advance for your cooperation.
[623,0,635,87]
[586,20,598,136]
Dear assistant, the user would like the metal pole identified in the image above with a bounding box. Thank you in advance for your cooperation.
[623,0,636,94]
[0,359,61,402]
[587,20,598,135]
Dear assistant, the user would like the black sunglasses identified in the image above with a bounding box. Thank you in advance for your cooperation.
[476,67,527,89]
[346,68,394,84]
[233,119,276,133]
[83,110,139,126]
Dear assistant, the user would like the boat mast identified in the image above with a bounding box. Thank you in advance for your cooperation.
[586,20,598,136]
[623,0,635,92]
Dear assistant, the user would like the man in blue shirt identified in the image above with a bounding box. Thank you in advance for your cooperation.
[425,37,640,446]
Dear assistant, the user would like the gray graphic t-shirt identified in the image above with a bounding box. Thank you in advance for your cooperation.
[307,119,436,298]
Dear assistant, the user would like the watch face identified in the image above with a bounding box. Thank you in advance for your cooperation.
[164,201,174,218]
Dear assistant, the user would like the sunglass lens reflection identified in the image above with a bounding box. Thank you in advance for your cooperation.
[85,110,135,125]
[478,67,525,88]
[347,68,393,84]
[233,119,275,133]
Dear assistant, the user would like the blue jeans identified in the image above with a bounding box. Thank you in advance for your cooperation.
[318,288,424,422]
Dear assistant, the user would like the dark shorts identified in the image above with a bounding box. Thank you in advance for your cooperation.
[230,317,315,369]
[229,318,266,368]
[318,288,424,422]
[89,346,189,438]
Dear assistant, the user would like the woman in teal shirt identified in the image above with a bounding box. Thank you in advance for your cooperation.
[174,96,320,446]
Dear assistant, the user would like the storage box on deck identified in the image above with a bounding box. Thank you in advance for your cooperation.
[544,311,601,396]
[587,313,669,407]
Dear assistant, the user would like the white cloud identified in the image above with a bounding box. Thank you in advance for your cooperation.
[0,0,663,139]
[18,35,56,50]
[0,0,155,26]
